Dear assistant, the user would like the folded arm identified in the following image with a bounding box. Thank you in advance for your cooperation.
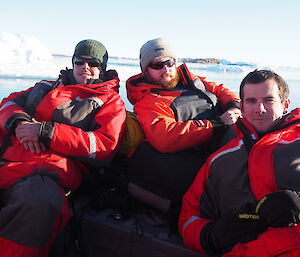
[38,93,126,162]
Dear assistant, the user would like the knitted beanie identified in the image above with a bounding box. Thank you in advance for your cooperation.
[139,38,176,73]
[72,39,108,71]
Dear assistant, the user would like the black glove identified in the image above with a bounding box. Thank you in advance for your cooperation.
[59,68,77,85]
[256,190,300,227]
[200,214,267,255]
[102,69,118,81]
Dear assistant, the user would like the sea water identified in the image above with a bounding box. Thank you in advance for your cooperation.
[0,56,299,111]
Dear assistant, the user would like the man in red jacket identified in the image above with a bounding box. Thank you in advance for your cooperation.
[125,38,241,223]
[179,69,300,256]
[0,39,126,257]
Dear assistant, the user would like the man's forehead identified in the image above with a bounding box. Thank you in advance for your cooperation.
[243,80,279,95]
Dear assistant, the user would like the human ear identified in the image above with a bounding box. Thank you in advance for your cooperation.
[283,98,291,113]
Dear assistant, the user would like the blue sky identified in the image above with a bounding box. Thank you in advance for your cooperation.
[2,0,300,67]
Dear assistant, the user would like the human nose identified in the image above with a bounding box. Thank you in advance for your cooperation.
[256,102,267,113]
[82,61,89,69]
[162,65,172,73]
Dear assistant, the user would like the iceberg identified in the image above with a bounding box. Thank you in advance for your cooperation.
[0,32,69,79]
[0,32,300,84]
[0,32,52,64]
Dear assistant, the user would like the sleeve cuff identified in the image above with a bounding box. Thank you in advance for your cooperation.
[39,121,55,147]
[209,117,227,134]
[5,113,32,131]
[200,221,219,256]
[225,100,240,110]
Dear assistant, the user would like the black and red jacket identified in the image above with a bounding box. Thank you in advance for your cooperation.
[0,73,126,190]
[179,108,300,256]
[126,64,240,153]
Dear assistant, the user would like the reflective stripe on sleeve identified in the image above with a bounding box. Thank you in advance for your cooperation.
[0,101,16,111]
[183,216,200,233]
[279,137,300,144]
[193,120,205,127]
[40,80,54,87]
[87,131,97,159]
[210,139,244,165]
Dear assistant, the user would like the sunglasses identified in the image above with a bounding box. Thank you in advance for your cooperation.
[148,58,176,70]
[73,57,101,67]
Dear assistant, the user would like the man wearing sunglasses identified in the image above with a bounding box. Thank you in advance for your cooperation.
[0,39,126,257]
[125,38,241,227]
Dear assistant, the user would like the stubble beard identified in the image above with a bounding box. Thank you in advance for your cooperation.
[146,71,180,89]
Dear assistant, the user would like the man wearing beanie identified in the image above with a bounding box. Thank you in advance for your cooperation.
[125,38,241,227]
[0,39,126,257]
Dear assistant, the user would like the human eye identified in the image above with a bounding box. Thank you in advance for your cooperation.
[245,98,256,104]
[264,97,275,103]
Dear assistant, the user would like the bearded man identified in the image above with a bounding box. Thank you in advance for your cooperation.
[124,38,240,227]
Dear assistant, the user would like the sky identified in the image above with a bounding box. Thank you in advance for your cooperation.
[2,0,300,67]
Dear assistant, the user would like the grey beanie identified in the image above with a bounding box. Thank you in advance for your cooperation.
[139,38,176,73]
[72,39,108,71]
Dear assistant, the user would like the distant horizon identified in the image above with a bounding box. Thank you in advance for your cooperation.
[52,53,300,69]
[2,1,299,68]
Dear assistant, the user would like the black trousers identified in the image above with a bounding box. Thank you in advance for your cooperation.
[127,142,207,202]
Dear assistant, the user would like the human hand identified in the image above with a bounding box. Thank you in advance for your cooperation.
[15,120,46,153]
[15,120,41,143]
[256,190,300,227]
[22,141,46,154]
[219,108,241,125]
[201,214,266,255]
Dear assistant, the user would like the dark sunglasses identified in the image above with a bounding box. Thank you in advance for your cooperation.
[73,57,101,67]
[148,58,176,70]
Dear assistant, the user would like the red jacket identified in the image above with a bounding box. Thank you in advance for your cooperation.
[126,64,240,153]
[179,108,300,256]
[0,77,126,190]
